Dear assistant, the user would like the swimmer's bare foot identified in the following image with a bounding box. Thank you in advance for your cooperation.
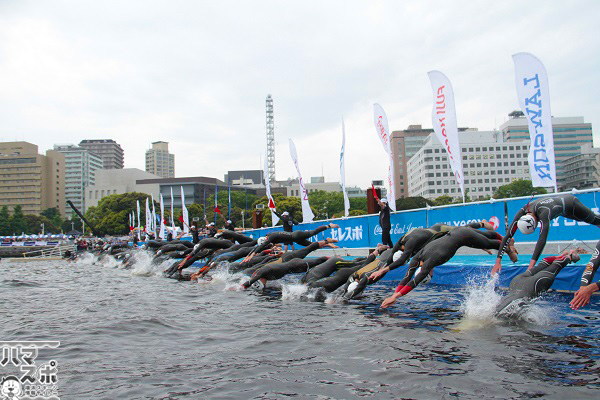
[329,223,339,229]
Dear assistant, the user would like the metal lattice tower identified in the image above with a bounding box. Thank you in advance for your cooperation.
[266,94,276,182]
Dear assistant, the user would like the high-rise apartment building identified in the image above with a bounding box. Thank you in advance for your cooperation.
[145,141,175,178]
[407,131,531,200]
[0,142,65,216]
[501,112,594,188]
[54,144,104,215]
[390,125,471,199]
[79,139,124,169]
[560,144,600,190]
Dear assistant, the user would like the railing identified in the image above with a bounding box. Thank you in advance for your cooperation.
[21,244,77,258]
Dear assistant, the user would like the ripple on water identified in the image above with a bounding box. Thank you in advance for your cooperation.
[1,256,599,399]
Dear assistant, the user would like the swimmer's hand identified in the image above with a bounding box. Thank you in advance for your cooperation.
[381,293,400,309]
[369,267,389,282]
[481,220,494,230]
[570,284,597,310]
[189,272,200,281]
[491,259,502,276]
[526,259,536,270]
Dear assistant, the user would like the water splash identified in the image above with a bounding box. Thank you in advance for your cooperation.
[460,274,502,320]
[281,284,309,301]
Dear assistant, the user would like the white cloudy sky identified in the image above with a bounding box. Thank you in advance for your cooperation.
[1,0,598,187]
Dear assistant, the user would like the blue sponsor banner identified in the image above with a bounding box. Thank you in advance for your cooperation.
[427,201,507,235]
[506,192,600,243]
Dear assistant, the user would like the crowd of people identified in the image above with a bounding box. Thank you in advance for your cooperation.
[79,194,600,315]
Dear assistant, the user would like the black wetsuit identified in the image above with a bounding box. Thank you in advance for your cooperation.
[218,229,254,244]
[580,239,600,289]
[252,225,331,255]
[274,211,299,244]
[242,242,322,276]
[207,226,217,237]
[307,254,378,293]
[302,256,346,283]
[227,254,280,274]
[223,221,236,231]
[395,227,504,296]
[242,256,329,288]
[496,254,574,316]
[498,195,600,264]
[379,203,393,247]
[191,228,200,244]
[386,222,484,270]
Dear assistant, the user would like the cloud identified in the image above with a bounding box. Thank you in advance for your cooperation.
[0,0,598,188]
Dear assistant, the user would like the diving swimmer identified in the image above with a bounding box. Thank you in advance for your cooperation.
[493,194,600,275]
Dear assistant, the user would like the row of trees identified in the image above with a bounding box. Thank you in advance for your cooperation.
[0,206,83,236]
[1,179,547,237]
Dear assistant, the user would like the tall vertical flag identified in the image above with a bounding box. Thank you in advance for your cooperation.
[159,194,166,240]
[128,213,132,231]
[151,194,157,232]
[263,156,280,226]
[288,139,314,223]
[170,187,175,230]
[214,184,220,222]
[180,186,189,234]
[228,178,231,219]
[340,119,350,218]
[372,104,397,211]
[145,197,151,233]
[513,53,557,191]
[428,71,465,202]
[136,200,141,235]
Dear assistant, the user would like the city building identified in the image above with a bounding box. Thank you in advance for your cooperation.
[224,170,264,186]
[346,186,366,198]
[407,131,531,200]
[390,125,472,199]
[84,168,161,211]
[560,144,600,190]
[54,144,104,215]
[0,142,65,216]
[501,112,594,188]
[145,141,175,178]
[79,139,124,169]
[282,177,341,197]
[135,176,258,210]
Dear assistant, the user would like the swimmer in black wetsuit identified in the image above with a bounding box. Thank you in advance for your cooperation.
[215,229,254,244]
[241,256,329,289]
[494,194,600,274]
[243,223,339,262]
[368,221,496,282]
[496,248,585,317]
[306,246,386,293]
[381,226,518,308]
[571,239,600,310]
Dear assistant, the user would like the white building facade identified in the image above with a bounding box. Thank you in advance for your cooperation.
[407,131,531,200]
[54,144,104,215]
[85,168,161,211]
[145,141,175,178]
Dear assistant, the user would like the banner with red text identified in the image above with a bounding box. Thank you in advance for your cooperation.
[428,71,465,201]
[373,103,397,211]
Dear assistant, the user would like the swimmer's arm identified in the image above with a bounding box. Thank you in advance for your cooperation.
[497,209,524,260]
[529,214,551,268]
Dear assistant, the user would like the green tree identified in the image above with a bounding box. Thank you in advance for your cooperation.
[10,205,26,235]
[493,179,547,199]
[0,206,11,235]
[85,192,152,235]
[41,207,64,229]
[395,197,433,211]
[432,195,454,206]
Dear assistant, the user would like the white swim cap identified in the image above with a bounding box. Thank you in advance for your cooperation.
[193,243,201,252]
[415,267,431,284]
[381,198,388,203]
[227,220,232,224]
[392,250,403,263]
[517,215,537,234]
[257,237,267,246]
[282,211,289,216]
[347,281,359,293]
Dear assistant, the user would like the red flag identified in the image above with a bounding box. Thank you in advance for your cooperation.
[214,206,222,214]
[178,215,184,223]
[268,197,275,209]
[371,184,380,201]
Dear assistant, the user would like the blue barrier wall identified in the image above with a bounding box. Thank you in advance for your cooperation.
[244,190,600,248]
